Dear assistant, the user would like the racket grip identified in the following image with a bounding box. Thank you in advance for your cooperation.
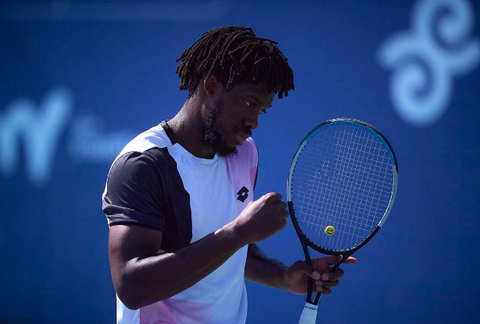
[299,302,318,324]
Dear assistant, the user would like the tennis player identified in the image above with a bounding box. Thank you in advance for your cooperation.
[102,26,356,324]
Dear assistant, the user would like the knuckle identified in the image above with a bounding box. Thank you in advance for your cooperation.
[266,192,281,200]
[293,260,306,269]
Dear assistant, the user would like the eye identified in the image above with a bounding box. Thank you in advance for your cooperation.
[245,99,267,115]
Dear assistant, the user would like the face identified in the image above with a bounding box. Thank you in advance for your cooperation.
[202,82,274,158]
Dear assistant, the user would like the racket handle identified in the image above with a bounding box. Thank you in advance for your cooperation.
[299,302,318,324]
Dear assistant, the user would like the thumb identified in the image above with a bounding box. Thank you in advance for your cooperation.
[288,260,321,280]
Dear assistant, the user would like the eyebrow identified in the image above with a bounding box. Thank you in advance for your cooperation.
[246,95,273,109]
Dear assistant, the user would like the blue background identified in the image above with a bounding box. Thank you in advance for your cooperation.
[1,0,479,323]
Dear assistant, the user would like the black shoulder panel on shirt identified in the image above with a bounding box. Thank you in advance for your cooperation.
[103,147,192,252]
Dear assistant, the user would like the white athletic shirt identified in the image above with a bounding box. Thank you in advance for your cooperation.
[102,121,259,324]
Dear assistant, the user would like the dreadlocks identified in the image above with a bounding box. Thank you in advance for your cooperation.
[175,26,294,99]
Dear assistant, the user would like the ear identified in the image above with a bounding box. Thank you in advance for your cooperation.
[203,74,218,97]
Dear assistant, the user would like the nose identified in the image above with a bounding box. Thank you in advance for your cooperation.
[244,112,259,130]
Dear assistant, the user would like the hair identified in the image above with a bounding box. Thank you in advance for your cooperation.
[175,26,294,99]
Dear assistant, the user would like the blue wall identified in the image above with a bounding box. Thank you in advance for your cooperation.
[1,0,479,323]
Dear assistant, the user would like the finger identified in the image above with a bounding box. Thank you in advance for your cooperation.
[322,279,339,289]
[316,286,331,295]
[289,260,321,280]
[315,281,324,293]
[315,280,338,293]
[321,268,344,281]
[334,255,357,264]
[316,255,342,266]
[343,256,358,264]
[316,255,357,268]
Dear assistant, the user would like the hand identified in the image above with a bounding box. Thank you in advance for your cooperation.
[283,255,357,295]
[232,192,289,244]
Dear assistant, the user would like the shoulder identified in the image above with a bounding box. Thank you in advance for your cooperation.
[109,148,166,179]
[107,122,176,180]
[115,123,173,160]
[104,148,165,200]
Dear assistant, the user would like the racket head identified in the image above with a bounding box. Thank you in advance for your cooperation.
[287,118,398,256]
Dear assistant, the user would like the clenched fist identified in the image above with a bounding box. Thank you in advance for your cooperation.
[232,192,290,244]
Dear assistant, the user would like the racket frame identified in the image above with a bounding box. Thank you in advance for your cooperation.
[286,118,398,306]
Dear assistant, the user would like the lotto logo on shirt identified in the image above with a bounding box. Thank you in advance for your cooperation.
[236,186,249,202]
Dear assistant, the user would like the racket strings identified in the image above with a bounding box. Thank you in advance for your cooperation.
[291,124,394,252]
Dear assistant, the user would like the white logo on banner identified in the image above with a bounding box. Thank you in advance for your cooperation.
[67,115,137,163]
[0,87,136,186]
[378,0,480,126]
[0,88,72,186]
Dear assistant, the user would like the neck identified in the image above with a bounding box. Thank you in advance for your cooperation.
[168,96,216,159]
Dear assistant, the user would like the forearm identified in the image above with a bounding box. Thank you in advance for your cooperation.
[111,192,290,309]
[244,244,289,290]
[116,223,245,309]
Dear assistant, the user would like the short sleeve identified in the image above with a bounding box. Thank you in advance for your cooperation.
[102,151,165,231]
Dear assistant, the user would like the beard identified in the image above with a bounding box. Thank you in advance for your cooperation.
[202,98,238,158]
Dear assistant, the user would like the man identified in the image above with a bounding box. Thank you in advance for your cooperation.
[102,26,356,323]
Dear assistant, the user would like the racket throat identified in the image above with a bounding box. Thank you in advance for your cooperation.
[311,255,350,305]
[306,277,317,305]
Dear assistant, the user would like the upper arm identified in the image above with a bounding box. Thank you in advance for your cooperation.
[102,151,167,294]
[108,225,163,294]
[109,225,163,264]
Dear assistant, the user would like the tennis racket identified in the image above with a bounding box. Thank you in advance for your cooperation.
[286,118,398,324]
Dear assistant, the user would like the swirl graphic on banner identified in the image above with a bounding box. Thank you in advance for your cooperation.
[378,0,480,126]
